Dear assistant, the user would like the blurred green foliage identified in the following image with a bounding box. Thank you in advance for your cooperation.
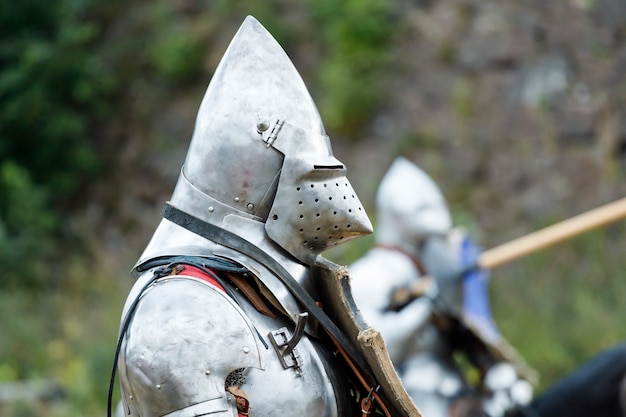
[0,264,129,416]
[310,0,398,136]
[489,222,626,391]
[0,1,111,195]
[0,0,114,288]
[149,29,204,82]
[1,1,127,415]
[147,3,204,83]
[0,162,56,287]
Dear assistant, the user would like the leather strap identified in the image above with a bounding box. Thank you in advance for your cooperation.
[328,332,391,417]
[375,243,428,276]
[162,203,380,396]
[223,271,276,318]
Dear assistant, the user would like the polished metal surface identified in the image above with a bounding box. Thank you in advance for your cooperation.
[118,274,342,417]
[144,15,372,266]
[119,15,373,417]
[118,276,262,417]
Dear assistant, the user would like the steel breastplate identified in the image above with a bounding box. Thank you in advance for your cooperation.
[118,270,351,417]
[226,279,351,417]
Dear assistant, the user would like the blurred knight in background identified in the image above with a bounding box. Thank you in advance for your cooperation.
[350,157,535,417]
[349,157,626,417]
[108,16,419,417]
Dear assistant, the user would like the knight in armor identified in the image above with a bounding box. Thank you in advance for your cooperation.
[349,157,626,417]
[349,157,535,417]
[108,16,424,417]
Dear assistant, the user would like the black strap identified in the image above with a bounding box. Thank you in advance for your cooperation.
[136,255,250,275]
[161,202,378,385]
[107,263,177,417]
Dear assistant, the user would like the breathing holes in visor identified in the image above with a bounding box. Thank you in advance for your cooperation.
[285,178,365,251]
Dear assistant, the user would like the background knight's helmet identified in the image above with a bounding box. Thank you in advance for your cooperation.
[375,157,452,247]
[170,16,372,265]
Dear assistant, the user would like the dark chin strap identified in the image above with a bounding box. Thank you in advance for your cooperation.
[160,202,376,382]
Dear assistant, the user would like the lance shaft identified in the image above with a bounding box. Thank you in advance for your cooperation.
[477,197,626,270]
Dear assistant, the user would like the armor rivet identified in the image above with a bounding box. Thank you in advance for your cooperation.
[208,206,214,212]
[257,120,270,132]
[242,347,250,354]
[205,370,211,375]
[235,197,240,202]
[156,384,161,390]
[247,203,254,210]
[129,395,133,400]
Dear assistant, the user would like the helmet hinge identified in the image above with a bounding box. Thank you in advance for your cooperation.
[262,119,284,148]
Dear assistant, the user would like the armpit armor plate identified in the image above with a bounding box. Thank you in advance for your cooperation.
[118,275,262,416]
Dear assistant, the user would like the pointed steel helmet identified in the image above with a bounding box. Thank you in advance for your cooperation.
[172,16,372,264]
[375,157,452,246]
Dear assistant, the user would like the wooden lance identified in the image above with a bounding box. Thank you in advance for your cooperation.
[387,197,626,310]
[477,196,626,270]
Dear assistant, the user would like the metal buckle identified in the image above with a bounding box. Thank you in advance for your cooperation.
[268,312,308,375]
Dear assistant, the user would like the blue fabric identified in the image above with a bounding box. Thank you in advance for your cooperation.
[460,236,501,342]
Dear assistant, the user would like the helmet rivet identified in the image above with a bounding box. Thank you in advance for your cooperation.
[257,120,270,132]
[129,395,133,400]
[247,203,254,210]
[234,197,240,203]
[156,384,161,390]
[205,370,211,375]
[242,347,250,354]
[208,206,214,213]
